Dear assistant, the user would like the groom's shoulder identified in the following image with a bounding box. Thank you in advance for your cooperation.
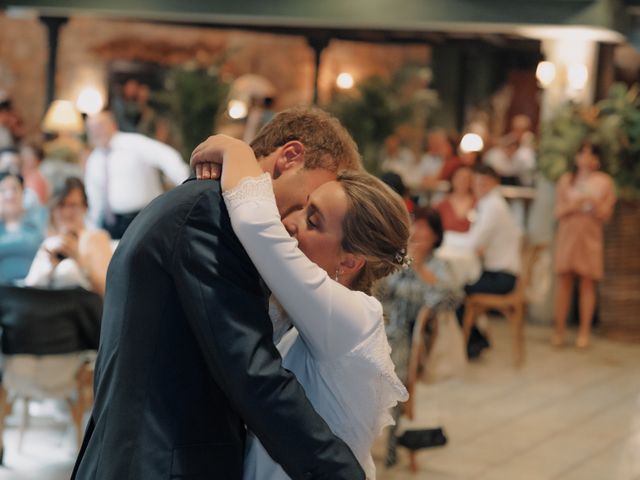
[174,177,222,200]
[152,178,222,214]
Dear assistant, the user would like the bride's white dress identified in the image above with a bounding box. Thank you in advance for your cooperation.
[223,173,408,480]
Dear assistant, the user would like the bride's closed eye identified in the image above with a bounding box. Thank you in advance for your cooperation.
[306,216,317,230]
[306,204,324,231]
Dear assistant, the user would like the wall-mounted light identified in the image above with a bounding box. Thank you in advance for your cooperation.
[460,133,484,153]
[76,87,104,115]
[228,100,248,120]
[535,61,556,88]
[567,63,588,91]
[336,72,354,90]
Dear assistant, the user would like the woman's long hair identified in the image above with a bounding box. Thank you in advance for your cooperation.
[571,141,603,184]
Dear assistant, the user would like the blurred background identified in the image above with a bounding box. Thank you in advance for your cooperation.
[0,1,639,479]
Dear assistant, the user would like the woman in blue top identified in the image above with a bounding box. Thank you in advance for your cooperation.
[0,172,45,282]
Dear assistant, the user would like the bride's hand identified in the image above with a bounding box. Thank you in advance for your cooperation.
[190,134,263,191]
[190,135,252,180]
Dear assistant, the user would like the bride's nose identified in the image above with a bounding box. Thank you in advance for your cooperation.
[283,211,301,237]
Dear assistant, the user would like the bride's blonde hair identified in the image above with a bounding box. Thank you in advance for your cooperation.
[337,170,411,294]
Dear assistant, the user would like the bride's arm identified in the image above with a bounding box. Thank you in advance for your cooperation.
[225,175,376,360]
[191,136,377,359]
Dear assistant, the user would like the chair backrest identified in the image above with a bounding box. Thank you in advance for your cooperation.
[0,285,102,355]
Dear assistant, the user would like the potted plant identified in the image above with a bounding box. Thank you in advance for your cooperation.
[326,63,438,174]
[154,64,231,161]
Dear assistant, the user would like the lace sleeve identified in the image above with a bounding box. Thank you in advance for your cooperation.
[222,172,274,210]
[346,322,409,436]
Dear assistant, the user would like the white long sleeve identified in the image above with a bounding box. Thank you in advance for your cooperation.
[128,133,190,186]
[223,174,380,361]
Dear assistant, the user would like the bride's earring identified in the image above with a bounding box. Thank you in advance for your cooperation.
[334,269,342,282]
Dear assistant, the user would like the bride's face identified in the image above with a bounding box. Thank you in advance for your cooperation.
[282,181,348,277]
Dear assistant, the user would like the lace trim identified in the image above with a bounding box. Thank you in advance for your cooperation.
[347,320,409,436]
[222,173,274,209]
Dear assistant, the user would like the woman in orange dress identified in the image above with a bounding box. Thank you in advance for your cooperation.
[552,142,616,348]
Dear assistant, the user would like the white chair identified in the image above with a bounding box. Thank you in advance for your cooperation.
[0,285,101,462]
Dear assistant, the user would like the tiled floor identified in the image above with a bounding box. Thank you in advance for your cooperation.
[374,321,640,480]
[1,320,639,480]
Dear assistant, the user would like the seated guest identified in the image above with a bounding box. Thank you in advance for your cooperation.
[483,135,535,186]
[380,134,418,189]
[422,130,461,188]
[20,143,49,205]
[446,165,521,358]
[25,177,112,296]
[436,166,475,232]
[378,207,459,466]
[458,148,482,170]
[0,172,45,283]
[416,131,445,179]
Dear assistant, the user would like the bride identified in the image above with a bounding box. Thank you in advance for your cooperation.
[192,135,410,479]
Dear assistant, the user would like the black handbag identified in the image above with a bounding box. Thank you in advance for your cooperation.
[397,427,448,450]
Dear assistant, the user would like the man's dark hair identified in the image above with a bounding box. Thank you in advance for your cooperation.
[379,171,407,197]
[474,164,500,181]
[0,171,24,187]
[413,206,444,249]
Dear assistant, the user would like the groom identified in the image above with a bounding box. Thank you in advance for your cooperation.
[72,107,364,479]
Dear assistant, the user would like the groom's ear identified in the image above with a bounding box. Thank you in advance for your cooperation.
[276,141,305,174]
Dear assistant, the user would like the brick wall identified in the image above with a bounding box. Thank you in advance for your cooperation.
[0,13,430,139]
[0,14,47,140]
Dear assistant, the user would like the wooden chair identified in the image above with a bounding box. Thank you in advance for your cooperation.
[403,306,434,473]
[462,244,545,367]
[68,362,95,447]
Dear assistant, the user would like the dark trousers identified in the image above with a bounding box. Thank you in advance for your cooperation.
[102,211,140,240]
[457,271,517,356]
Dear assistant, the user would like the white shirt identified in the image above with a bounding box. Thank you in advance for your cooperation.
[416,153,444,178]
[484,146,536,186]
[223,174,407,480]
[380,148,419,189]
[444,188,521,275]
[84,132,189,226]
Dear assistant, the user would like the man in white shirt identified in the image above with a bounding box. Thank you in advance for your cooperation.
[483,135,536,186]
[445,165,521,358]
[85,111,189,239]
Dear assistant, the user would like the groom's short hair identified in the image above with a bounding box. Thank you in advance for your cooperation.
[249,106,362,172]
